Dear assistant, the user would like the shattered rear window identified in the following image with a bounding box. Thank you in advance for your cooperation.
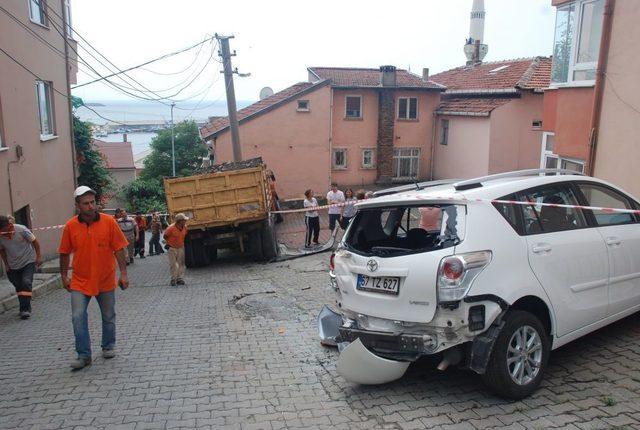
[344,204,465,257]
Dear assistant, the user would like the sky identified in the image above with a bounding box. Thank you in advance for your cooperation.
[71,0,557,103]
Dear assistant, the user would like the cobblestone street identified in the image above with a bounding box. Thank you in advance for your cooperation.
[2,251,640,429]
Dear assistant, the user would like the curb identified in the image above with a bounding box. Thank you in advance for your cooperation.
[0,275,62,315]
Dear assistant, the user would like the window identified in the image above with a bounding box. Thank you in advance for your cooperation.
[361,149,375,169]
[333,148,347,169]
[345,96,362,118]
[520,185,587,234]
[296,100,309,112]
[36,80,54,138]
[577,183,637,226]
[398,97,418,120]
[392,148,420,179]
[64,0,73,38]
[440,119,449,145]
[540,132,584,173]
[29,0,47,26]
[551,0,604,85]
[532,120,543,129]
[493,194,520,232]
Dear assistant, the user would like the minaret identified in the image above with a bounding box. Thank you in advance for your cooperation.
[464,0,488,65]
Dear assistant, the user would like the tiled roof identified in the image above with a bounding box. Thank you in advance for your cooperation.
[133,149,152,170]
[308,67,445,90]
[430,57,552,93]
[436,98,513,116]
[93,140,136,170]
[200,80,329,139]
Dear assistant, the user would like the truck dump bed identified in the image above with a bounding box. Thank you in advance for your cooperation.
[164,161,270,230]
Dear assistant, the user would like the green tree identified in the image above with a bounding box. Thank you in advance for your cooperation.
[121,178,166,214]
[73,114,113,204]
[140,120,207,180]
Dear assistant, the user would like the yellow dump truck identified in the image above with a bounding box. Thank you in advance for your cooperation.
[163,158,277,267]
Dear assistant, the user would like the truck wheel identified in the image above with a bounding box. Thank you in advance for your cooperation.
[185,238,196,268]
[208,246,218,261]
[261,222,277,261]
[186,237,209,267]
[481,310,550,399]
[247,229,264,260]
[195,239,210,267]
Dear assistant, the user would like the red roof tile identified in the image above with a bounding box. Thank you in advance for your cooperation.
[430,57,552,93]
[200,80,328,139]
[308,67,444,89]
[436,98,513,116]
[93,140,136,170]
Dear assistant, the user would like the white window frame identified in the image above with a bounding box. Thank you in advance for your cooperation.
[36,80,55,139]
[361,148,375,169]
[539,132,584,173]
[551,0,604,87]
[397,97,418,120]
[332,148,347,170]
[64,0,73,38]
[440,119,450,145]
[345,95,362,119]
[392,148,420,180]
[28,0,48,27]
[296,99,310,112]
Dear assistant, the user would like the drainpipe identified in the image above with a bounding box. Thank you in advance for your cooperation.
[61,0,78,186]
[586,0,615,175]
[7,158,20,214]
[328,87,334,189]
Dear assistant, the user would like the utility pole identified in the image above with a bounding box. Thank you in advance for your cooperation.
[216,34,242,162]
[171,102,176,176]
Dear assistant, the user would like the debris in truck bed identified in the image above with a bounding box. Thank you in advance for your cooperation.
[198,157,263,174]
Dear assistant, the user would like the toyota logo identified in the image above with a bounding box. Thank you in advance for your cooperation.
[367,259,378,272]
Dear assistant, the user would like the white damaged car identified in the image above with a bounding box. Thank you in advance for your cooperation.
[320,170,640,399]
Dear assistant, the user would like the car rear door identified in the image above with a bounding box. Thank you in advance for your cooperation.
[575,182,640,316]
[522,183,609,337]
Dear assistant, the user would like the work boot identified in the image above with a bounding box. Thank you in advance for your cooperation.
[70,357,92,370]
[176,279,185,286]
[102,349,116,359]
[19,310,31,320]
[170,279,176,286]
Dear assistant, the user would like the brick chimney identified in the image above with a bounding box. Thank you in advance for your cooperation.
[377,66,396,184]
[380,65,397,87]
[422,67,429,81]
[123,133,128,142]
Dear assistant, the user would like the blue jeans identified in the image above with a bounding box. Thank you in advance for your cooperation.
[71,290,116,359]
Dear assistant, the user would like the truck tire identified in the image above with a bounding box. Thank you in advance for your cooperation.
[261,222,277,261]
[481,311,550,399]
[185,237,196,268]
[186,237,209,268]
[247,229,264,260]
[207,246,218,261]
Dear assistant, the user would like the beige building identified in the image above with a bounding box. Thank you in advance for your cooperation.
[0,0,78,258]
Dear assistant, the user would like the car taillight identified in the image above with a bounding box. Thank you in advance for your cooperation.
[329,252,335,271]
[437,251,492,303]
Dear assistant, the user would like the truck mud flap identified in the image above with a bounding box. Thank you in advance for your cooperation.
[318,305,342,346]
[337,338,410,385]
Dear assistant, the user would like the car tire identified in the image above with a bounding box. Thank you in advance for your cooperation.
[481,310,550,399]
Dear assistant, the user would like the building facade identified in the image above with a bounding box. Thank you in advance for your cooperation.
[0,0,78,258]
[93,139,136,210]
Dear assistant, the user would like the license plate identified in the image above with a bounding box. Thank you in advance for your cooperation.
[357,274,400,295]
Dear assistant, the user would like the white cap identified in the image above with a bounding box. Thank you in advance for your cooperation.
[73,185,96,199]
[174,213,189,221]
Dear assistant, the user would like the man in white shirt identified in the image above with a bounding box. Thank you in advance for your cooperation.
[326,183,345,232]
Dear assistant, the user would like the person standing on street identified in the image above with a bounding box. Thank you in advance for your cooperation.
[0,215,42,319]
[59,186,129,370]
[326,183,345,232]
[303,189,320,248]
[116,209,138,264]
[163,213,188,286]
[148,212,164,256]
[340,188,357,229]
[134,211,147,259]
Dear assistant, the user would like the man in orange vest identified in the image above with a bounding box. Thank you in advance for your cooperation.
[59,186,129,370]
[163,213,188,286]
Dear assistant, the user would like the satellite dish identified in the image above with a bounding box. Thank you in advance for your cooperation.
[259,87,274,100]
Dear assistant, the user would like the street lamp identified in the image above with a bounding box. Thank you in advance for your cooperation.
[171,102,176,177]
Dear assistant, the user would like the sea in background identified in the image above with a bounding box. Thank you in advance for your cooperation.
[76,99,253,156]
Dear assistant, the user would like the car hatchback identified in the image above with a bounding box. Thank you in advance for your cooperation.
[322,170,640,398]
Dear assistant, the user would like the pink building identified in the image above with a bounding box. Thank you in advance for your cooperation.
[0,0,78,258]
[429,57,552,179]
[200,66,444,199]
[93,139,136,210]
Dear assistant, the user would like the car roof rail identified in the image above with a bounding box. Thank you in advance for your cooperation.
[373,179,460,197]
[453,169,585,191]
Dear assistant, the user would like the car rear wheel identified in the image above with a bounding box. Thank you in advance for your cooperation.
[481,310,550,399]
